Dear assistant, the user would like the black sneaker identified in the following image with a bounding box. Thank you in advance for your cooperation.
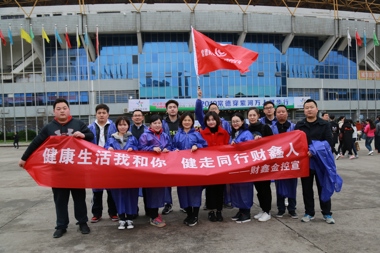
[231,211,241,221]
[162,204,173,215]
[289,211,298,219]
[53,229,67,238]
[216,211,223,222]
[236,213,251,223]
[208,211,217,222]
[183,216,191,225]
[78,223,90,234]
[276,211,285,218]
[187,217,198,227]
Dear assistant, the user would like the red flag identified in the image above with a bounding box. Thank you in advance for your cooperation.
[356,31,362,47]
[0,29,6,46]
[65,33,72,49]
[192,27,258,75]
[96,26,99,55]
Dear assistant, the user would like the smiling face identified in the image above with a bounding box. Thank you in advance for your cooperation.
[132,111,144,126]
[150,119,162,132]
[248,109,259,124]
[206,115,217,128]
[181,115,193,131]
[117,120,129,135]
[208,104,220,114]
[231,116,243,130]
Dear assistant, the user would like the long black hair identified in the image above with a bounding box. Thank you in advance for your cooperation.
[230,112,247,138]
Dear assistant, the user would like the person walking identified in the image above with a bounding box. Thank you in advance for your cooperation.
[13,132,19,149]
[363,118,376,155]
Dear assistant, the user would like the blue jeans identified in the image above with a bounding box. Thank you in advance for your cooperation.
[365,137,374,151]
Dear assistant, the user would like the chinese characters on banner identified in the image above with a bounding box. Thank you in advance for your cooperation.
[24,131,310,189]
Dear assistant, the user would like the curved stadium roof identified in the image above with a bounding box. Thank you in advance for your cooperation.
[1,0,380,14]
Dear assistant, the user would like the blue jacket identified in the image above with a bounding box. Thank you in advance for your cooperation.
[88,120,117,146]
[230,128,253,144]
[309,140,343,202]
[104,132,139,151]
[270,120,295,135]
[259,116,277,126]
[172,128,208,150]
[138,129,172,151]
[195,99,231,134]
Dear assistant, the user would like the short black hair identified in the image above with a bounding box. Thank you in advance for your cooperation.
[95,103,109,113]
[53,98,69,109]
[263,101,275,108]
[329,115,336,120]
[165,99,179,108]
[208,102,219,112]
[321,111,328,117]
[149,114,162,123]
[204,111,221,128]
[132,109,144,116]
[179,112,194,129]
[303,99,317,108]
[276,104,288,111]
[115,116,130,129]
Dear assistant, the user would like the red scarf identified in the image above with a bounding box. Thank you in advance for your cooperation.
[149,127,162,139]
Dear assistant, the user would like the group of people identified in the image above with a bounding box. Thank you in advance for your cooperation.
[322,112,380,159]
[18,93,336,239]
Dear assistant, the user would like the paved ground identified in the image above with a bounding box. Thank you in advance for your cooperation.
[0,141,379,253]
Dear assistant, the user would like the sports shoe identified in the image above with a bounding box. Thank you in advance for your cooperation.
[187,217,198,227]
[323,215,335,224]
[254,211,264,220]
[236,213,251,223]
[368,151,374,156]
[162,204,173,215]
[285,198,289,207]
[150,215,166,228]
[90,216,102,223]
[276,211,285,218]
[355,155,359,158]
[231,211,242,221]
[258,212,271,222]
[349,155,355,160]
[289,211,298,219]
[183,216,191,225]
[180,208,187,213]
[78,223,90,234]
[126,220,134,229]
[301,214,315,222]
[208,211,217,222]
[335,154,341,160]
[118,220,126,230]
[53,229,67,238]
[216,211,223,222]
[109,215,119,222]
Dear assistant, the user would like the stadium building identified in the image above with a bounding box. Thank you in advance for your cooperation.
[0,0,379,138]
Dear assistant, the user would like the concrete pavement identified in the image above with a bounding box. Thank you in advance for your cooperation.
[0,140,379,253]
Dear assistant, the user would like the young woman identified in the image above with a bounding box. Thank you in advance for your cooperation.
[173,112,208,226]
[138,114,172,228]
[229,112,254,223]
[363,118,376,155]
[247,107,273,222]
[270,105,298,219]
[105,116,139,230]
[200,111,230,222]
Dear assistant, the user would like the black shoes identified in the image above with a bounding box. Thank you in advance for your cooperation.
[216,211,223,222]
[78,223,90,234]
[53,229,67,238]
[208,211,217,222]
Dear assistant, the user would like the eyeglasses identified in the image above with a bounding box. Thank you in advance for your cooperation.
[264,106,274,110]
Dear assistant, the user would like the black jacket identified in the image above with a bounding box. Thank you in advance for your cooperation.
[295,117,333,146]
[21,118,94,161]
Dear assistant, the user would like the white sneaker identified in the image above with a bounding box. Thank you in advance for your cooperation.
[254,211,264,219]
[368,151,374,155]
[258,212,271,222]
[118,220,126,230]
[285,198,289,207]
[126,220,134,229]
[335,154,341,160]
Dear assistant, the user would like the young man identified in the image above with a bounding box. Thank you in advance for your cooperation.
[321,112,330,122]
[161,100,180,215]
[259,101,277,125]
[88,104,118,223]
[295,99,335,225]
[195,88,231,134]
[18,98,94,238]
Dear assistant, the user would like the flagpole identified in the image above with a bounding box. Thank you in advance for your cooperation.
[9,24,16,134]
[31,24,38,136]
[77,25,81,119]
[374,28,378,117]
[0,31,5,142]
[355,28,360,121]
[86,25,91,123]
[42,25,48,124]
[97,25,100,103]
[55,24,59,99]
[348,27,351,117]
[65,25,70,107]
[364,28,368,118]
[20,24,29,141]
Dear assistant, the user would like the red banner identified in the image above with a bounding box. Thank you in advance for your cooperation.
[24,130,309,188]
[192,27,259,75]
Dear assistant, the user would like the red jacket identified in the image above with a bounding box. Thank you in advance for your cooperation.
[200,126,230,147]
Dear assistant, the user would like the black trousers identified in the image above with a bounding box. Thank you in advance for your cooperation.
[206,184,224,211]
[301,169,332,217]
[91,190,117,217]
[52,188,88,230]
[254,180,272,213]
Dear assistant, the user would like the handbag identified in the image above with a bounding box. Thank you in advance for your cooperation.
[355,141,360,151]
